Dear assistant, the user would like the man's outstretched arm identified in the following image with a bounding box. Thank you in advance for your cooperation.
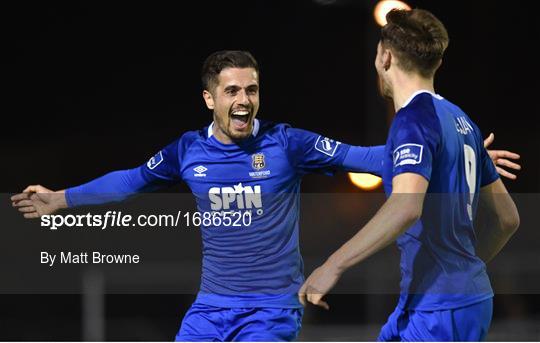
[11,138,182,218]
[64,167,161,207]
[341,145,385,176]
[11,185,68,218]
[298,173,427,309]
[11,167,160,218]
[340,133,521,179]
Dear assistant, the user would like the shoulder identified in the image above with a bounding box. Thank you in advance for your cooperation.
[166,129,206,158]
[393,94,442,134]
[260,120,319,139]
[398,93,438,122]
[257,120,293,144]
[258,120,291,135]
[143,129,205,174]
[258,120,326,152]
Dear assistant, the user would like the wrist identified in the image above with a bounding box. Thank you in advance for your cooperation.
[53,190,68,210]
[324,254,347,276]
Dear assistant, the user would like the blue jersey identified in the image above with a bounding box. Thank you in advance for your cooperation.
[66,119,384,308]
[140,119,354,308]
[382,91,500,311]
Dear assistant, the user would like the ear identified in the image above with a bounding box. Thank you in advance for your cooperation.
[434,59,443,71]
[382,48,392,71]
[203,90,214,110]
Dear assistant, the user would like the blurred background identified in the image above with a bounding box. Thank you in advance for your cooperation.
[1,0,539,341]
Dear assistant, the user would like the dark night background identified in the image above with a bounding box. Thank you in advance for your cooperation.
[1,1,539,341]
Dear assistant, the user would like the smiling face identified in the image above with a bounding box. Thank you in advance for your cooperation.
[203,67,260,144]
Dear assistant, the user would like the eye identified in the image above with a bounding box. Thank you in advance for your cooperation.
[247,87,258,95]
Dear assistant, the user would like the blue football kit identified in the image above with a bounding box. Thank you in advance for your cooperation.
[378,91,500,341]
[65,119,384,341]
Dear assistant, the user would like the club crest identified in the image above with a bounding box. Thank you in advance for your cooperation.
[252,153,266,170]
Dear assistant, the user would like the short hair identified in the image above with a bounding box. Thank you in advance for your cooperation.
[201,50,259,92]
[381,9,449,78]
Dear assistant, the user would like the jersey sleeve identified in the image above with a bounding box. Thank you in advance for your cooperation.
[283,127,351,176]
[476,132,500,188]
[139,138,182,184]
[342,145,385,176]
[65,138,183,207]
[388,107,442,181]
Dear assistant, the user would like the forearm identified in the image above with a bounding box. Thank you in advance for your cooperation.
[326,194,422,274]
[341,145,384,176]
[476,180,520,263]
[476,226,515,263]
[475,204,519,263]
[65,168,152,207]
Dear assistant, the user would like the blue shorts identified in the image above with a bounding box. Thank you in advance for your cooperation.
[175,302,303,342]
[377,298,493,341]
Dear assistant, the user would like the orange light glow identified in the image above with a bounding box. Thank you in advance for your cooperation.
[348,173,382,191]
[374,0,412,27]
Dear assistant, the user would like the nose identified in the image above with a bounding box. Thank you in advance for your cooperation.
[236,89,250,106]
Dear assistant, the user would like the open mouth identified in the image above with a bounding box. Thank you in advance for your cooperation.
[230,109,250,130]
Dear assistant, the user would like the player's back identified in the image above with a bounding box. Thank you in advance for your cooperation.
[430,96,488,196]
[383,92,500,311]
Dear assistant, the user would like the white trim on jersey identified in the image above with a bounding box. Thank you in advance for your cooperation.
[207,119,260,138]
[401,90,444,109]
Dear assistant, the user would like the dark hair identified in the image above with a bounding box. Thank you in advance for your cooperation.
[381,9,449,78]
[201,50,259,91]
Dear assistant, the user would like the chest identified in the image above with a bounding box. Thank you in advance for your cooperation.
[180,142,297,196]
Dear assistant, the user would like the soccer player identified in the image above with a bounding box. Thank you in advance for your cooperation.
[299,9,520,341]
[12,50,518,341]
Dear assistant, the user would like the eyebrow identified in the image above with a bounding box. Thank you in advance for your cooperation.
[224,85,241,92]
[223,84,259,92]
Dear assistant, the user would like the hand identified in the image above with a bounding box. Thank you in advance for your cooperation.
[484,133,521,180]
[298,262,342,310]
[11,185,67,218]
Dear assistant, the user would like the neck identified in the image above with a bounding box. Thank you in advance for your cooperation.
[209,119,256,145]
[390,73,435,112]
[212,125,235,144]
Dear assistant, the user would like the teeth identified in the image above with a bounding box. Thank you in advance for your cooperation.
[232,111,249,116]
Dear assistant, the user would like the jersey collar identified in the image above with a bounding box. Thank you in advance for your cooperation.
[207,118,260,139]
[401,90,444,109]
